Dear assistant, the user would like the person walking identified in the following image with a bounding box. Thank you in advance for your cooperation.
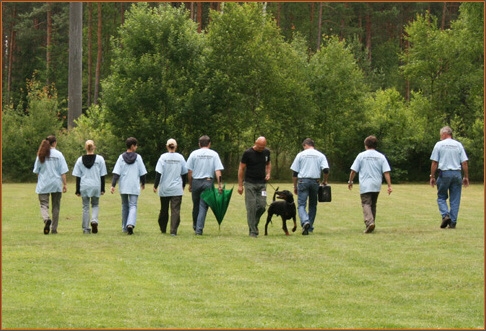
[153,138,188,236]
[237,136,271,237]
[72,140,108,234]
[290,138,329,235]
[348,135,392,233]
[186,135,224,235]
[33,135,69,235]
[429,126,469,229]
[111,137,147,235]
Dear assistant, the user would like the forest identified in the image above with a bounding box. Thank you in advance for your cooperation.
[1,2,484,183]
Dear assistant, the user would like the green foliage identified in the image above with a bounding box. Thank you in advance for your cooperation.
[363,88,429,182]
[102,3,203,173]
[57,105,123,173]
[2,77,62,181]
[307,36,369,179]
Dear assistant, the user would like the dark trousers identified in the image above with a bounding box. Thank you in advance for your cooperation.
[158,196,182,235]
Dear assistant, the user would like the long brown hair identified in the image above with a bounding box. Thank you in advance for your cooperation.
[37,135,56,163]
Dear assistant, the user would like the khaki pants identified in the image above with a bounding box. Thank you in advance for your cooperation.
[360,192,379,227]
[38,192,62,232]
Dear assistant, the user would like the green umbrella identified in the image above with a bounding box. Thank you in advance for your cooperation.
[201,184,234,229]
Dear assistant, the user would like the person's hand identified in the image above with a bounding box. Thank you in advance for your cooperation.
[111,186,115,194]
[348,182,353,191]
[153,187,157,193]
[76,193,81,197]
[387,185,393,195]
[141,184,145,190]
[237,185,243,195]
[218,186,223,194]
[429,177,436,188]
[63,184,67,193]
[463,177,470,187]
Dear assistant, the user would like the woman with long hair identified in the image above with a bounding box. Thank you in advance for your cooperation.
[33,135,69,234]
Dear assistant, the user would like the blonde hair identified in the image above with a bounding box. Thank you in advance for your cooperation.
[85,140,95,153]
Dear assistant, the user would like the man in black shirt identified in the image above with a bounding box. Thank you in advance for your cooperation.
[237,136,271,237]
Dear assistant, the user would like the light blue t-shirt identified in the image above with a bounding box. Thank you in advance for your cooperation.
[155,152,188,197]
[290,148,329,179]
[112,153,147,195]
[33,148,69,194]
[430,138,468,171]
[350,149,391,194]
[72,155,108,197]
[186,148,224,179]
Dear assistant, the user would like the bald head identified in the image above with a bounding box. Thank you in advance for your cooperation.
[253,136,267,152]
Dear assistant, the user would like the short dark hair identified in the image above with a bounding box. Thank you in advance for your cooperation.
[302,138,314,147]
[126,137,138,149]
[199,135,211,147]
[364,135,378,149]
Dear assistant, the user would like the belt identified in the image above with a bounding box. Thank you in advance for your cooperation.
[194,177,213,180]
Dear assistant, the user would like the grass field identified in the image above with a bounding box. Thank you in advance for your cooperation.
[1,182,484,329]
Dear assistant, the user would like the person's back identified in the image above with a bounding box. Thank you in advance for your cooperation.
[351,149,389,194]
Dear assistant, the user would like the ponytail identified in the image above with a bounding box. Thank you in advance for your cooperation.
[37,135,56,163]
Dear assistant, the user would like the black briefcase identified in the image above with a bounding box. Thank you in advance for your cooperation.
[318,184,331,202]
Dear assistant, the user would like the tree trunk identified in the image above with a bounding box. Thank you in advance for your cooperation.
[365,5,372,62]
[68,2,83,128]
[197,2,202,33]
[87,3,93,106]
[94,2,102,105]
[46,3,52,86]
[316,2,323,50]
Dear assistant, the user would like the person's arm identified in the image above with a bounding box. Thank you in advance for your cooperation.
[462,161,469,187]
[153,172,161,192]
[75,177,81,196]
[100,176,105,195]
[348,170,356,190]
[430,161,438,187]
[187,170,193,192]
[215,170,222,194]
[140,174,146,190]
[384,171,392,195]
[265,161,271,181]
[292,171,298,195]
[237,163,246,195]
[111,174,120,194]
[322,168,329,185]
[61,174,67,193]
[181,173,188,189]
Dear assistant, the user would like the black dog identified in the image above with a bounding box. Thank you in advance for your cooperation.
[265,188,297,236]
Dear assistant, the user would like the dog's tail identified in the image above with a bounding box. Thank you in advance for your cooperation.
[272,187,279,202]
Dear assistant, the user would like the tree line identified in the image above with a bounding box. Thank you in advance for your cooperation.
[2,2,484,183]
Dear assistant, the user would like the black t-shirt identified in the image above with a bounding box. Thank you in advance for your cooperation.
[241,147,270,184]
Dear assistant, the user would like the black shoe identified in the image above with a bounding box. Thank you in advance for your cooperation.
[91,222,98,234]
[364,223,375,233]
[302,222,310,235]
[44,219,51,235]
[127,225,134,235]
[440,215,451,228]
[449,222,456,229]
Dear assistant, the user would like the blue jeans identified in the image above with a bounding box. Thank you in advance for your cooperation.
[436,170,462,224]
[297,178,319,231]
[192,178,214,234]
[121,194,139,231]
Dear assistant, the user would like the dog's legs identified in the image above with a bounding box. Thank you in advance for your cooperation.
[291,216,297,233]
[281,216,290,235]
[264,214,273,236]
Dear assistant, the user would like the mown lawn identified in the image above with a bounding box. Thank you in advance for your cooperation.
[2,182,484,329]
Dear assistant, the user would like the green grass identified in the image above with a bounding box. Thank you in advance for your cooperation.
[2,182,484,329]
